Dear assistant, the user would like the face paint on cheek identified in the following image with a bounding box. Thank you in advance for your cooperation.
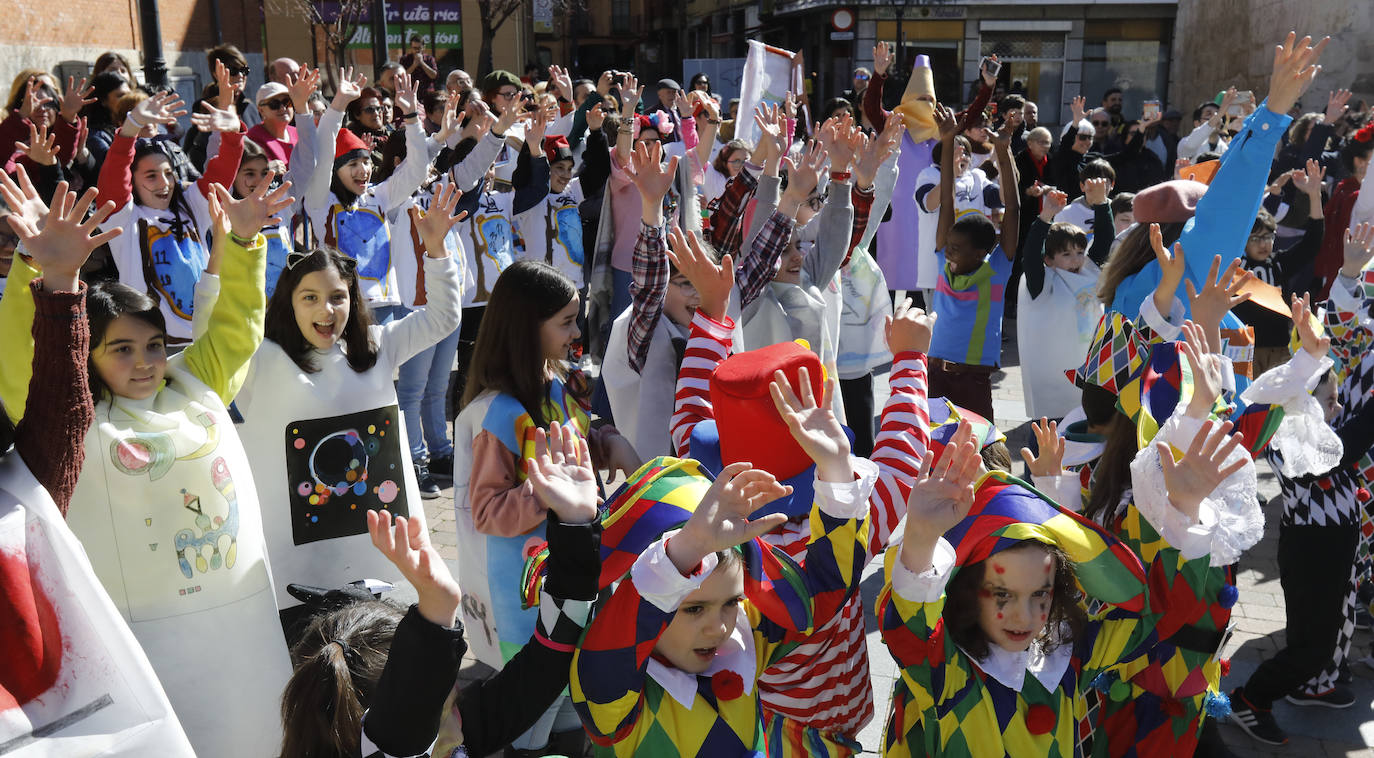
[992,564,1006,575]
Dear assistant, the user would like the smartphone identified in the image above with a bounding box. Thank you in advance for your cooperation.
[1142,100,1160,120]
[1227,90,1252,117]
[979,56,1001,78]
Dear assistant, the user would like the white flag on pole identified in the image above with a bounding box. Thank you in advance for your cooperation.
[734,40,802,146]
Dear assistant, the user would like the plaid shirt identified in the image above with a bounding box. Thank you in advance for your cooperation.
[628,222,669,374]
[706,166,760,254]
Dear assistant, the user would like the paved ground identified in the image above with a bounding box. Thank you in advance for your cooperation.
[414,320,1374,757]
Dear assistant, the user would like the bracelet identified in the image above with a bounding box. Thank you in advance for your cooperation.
[227,230,257,247]
[829,170,851,181]
[126,112,145,130]
[401,111,419,120]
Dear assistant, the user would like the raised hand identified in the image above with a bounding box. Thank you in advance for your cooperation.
[525,100,557,149]
[769,366,851,482]
[596,70,614,98]
[1070,95,1087,124]
[780,139,828,206]
[394,70,419,115]
[873,41,893,77]
[0,165,52,233]
[1290,157,1325,198]
[190,101,242,133]
[213,59,236,110]
[901,420,981,572]
[16,121,58,166]
[1267,32,1330,115]
[17,77,46,122]
[666,225,733,321]
[126,91,188,135]
[1324,88,1351,125]
[1180,320,1225,419]
[368,508,462,627]
[1291,292,1330,358]
[1020,418,1067,479]
[783,91,798,121]
[855,112,903,189]
[673,89,692,119]
[411,181,467,257]
[433,97,462,143]
[934,102,959,141]
[1158,419,1247,521]
[528,422,600,525]
[821,113,863,174]
[9,183,120,293]
[885,296,937,355]
[332,66,366,110]
[209,174,293,240]
[1150,223,1187,314]
[630,140,680,205]
[1186,255,1252,345]
[586,102,606,132]
[287,67,322,112]
[548,64,573,103]
[980,54,1000,87]
[1341,222,1374,277]
[752,103,785,168]
[1082,176,1111,207]
[60,75,95,123]
[619,73,642,117]
[666,462,793,573]
[1040,188,1068,221]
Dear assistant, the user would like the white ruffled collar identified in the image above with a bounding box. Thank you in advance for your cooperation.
[963,631,1073,693]
[646,605,756,708]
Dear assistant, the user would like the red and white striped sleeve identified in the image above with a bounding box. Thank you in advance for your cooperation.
[865,351,931,558]
[669,310,735,456]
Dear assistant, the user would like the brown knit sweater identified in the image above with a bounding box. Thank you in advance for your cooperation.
[14,278,93,515]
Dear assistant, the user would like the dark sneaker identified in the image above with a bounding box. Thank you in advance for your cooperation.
[1229,688,1287,745]
[428,453,454,483]
[1286,683,1355,709]
[1356,605,1372,631]
[416,464,441,500]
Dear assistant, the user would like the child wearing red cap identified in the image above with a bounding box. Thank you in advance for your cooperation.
[514,134,588,287]
[664,213,934,754]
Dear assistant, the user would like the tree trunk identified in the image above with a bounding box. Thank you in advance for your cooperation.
[478,20,495,78]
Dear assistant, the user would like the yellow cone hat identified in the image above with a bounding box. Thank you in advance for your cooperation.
[893,54,938,142]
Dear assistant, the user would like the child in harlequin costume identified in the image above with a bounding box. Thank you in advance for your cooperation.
[96,90,245,342]
[880,362,1261,758]
[451,259,637,756]
[304,68,432,323]
[0,178,295,758]
[231,184,464,642]
[570,357,876,757]
[665,227,932,756]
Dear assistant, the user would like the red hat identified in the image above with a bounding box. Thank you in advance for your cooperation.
[543,134,572,164]
[1132,179,1209,224]
[710,341,824,481]
[335,127,369,160]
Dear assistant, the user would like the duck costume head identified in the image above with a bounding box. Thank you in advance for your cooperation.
[688,341,853,519]
[892,54,938,143]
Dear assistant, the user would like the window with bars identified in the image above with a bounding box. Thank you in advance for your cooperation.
[612,0,631,34]
[980,31,1065,61]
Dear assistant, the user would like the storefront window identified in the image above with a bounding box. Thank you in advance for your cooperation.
[980,32,1065,126]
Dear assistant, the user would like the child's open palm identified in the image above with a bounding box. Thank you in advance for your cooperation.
[368,509,462,627]
[666,225,733,320]
[1082,177,1110,207]
[1186,255,1252,343]
[412,181,467,256]
[903,421,981,544]
[1019,418,1067,479]
[11,183,121,291]
[1341,223,1374,276]
[332,66,366,110]
[769,366,851,482]
[528,422,600,525]
[190,101,242,134]
[0,165,52,232]
[210,175,293,239]
[668,462,792,573]
[1158,419,1247,521]
[1291,292,1330,358]
[629,141,679,203]
[132,91,188,128]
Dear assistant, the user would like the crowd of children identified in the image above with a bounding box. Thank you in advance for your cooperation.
[4,27,1374,758]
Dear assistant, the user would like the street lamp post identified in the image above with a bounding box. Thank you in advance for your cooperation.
[371,0,390,69]
[139,0,169,89]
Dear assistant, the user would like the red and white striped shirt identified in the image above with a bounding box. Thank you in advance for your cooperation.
[669,310,931,740]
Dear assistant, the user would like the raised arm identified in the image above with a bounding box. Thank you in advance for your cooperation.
[993,125,1019,257]
[933,103,959,251]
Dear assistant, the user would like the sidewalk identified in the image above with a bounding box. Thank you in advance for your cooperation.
[420,320,1374,757]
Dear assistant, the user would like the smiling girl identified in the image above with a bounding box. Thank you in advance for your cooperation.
[0,171,296,758]
[97,90,245,342]
[232,182,465,642]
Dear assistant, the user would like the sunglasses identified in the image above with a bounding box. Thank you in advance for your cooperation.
[229,66,250,77]
[1091,121,1110,127]
[261,98,292,111]
[1075,133,1093,141]
[855,74,870,81]
[286,249,358,273]
[496,90,520,100]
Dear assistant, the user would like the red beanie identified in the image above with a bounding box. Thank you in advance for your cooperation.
[335,127,369,159]
[711,341,824,481]
[543,134,572,164]
[1132,179,1209,224]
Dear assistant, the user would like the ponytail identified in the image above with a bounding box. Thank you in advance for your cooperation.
[279,602,403,758]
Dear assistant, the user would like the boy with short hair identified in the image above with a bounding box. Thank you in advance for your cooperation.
[1054,157,1115,237]
[928,104,1019,421]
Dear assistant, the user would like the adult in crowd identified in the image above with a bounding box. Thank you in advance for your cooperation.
[401,34,439,95]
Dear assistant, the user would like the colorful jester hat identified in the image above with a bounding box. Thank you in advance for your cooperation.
[689,340,852,519]
[523,456,816,634]
[1067,312,1149,395]
[943,470,1148,611]
[893,54,938,142]
[926,398,1005,465]
[1115,340,1282,457]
